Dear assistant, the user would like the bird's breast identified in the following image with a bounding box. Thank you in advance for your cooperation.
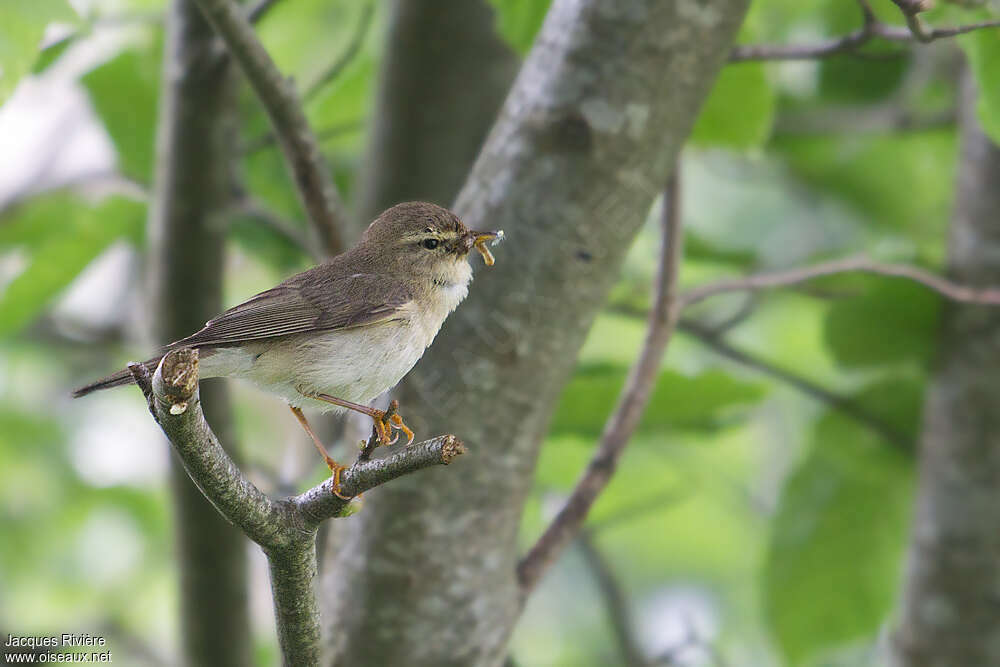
[199,263,473,411]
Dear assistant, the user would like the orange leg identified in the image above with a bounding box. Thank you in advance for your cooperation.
[289,406,351,500]
[302,392,415,448]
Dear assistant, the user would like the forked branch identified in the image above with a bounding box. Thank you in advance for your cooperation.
[730,0,1000,62]
[128,348,464,664]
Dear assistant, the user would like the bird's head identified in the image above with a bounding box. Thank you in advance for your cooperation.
[361,202,503,278]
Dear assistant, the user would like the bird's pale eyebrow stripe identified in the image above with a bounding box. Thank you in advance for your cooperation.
[401,230,460,241]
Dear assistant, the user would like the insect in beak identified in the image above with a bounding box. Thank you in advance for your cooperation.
[467,230,504,266]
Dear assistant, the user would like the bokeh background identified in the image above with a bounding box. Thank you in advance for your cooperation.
[2,0,998,664]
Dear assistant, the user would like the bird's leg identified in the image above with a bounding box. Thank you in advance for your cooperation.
[289,406,351,500]
[299,390,415,448]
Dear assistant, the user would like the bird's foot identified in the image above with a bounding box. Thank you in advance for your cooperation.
[372,400,415,447]
[323,456,352,500]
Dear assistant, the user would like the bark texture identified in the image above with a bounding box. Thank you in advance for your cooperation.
[353,0,518,234]
[148,2,251,664]
[321,1,750,665]
[891,72,1000,666]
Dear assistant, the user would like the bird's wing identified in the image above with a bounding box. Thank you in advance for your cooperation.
[170,272,413,348]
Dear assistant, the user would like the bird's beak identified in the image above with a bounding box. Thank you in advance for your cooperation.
[466,230,504,266]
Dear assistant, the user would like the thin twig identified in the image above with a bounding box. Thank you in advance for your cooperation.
[356,399,398,464]
[888,0,935,42]
[676,320,911,450]
[879,19,1000,43]
[231,194,323,262]
[577,531,648,667]
[240,119,365,156]
[190,0,347,257]
[517,167,685,595]
[302,3,375,104]
[729,1,1000,63]
[679,255,1000,310]
[605,300,909,448]
[730,26,875,62]
[774,105,956,136]
[295,434,466,526]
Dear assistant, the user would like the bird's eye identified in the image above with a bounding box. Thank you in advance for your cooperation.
[422,238,439,250]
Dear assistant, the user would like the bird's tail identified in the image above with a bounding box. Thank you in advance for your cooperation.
[71,357,161,398]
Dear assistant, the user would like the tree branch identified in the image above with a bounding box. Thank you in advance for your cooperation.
[730,1,1000,62]
[730,26,875,62]
[130,350,299,549]
[295,434,466,526]
[231,193,322,262]
[677,319,912,450]
[679,255,1000,310]
[774,105,956,136]
[190,0,347,257]
[127,348,465,663]
[517,168,685,596]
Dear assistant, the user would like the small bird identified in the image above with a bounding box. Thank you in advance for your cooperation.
[73,202,502,496]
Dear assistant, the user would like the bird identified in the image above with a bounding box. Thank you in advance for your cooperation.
[73,201,502,497]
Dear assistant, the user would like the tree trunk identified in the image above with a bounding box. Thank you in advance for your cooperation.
[891,69,1000,666]
[321,2,750,665]
[149,2,252,664]
[352,0,518,233]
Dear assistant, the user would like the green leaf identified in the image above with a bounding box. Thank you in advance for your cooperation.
[0,195,145,336]
[549,363,766,438]
[31,31,76,74]
[691,63,775,149]
[818,52,908,103]
[764,407,913,665]
[824,277,940,368]
[82,47,160,181]
[774,131,956,238]
[960,28,1000,145]
[685,230,758,268]
[0,0,76,103]
[488,0,551,55]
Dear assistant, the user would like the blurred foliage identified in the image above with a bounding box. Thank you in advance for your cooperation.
[2,0,1000,665]
[823,277,942,369]
[487,0,551,55]
[960,28,1000,143]
[550,363,767,437]
[692,63,776,148]
[772,132,956,240]
[0,0,76,104]
[764,406,913,665]
[0,196,145,336]
[82,47,161,182]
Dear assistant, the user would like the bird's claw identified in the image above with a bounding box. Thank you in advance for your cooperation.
[389,413,415,446]
[372,402,415,447]
[324,458,352,500]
